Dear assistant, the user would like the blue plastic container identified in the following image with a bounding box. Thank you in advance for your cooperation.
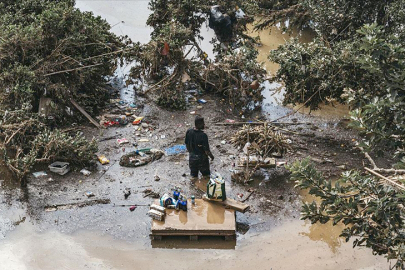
[173,190,180,200]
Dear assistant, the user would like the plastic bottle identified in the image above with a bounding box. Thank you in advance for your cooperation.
[173,188,180,200]
[191,195,195,205]
[181,196,187,211]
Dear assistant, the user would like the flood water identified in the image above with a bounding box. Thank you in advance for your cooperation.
[0,1,386,269]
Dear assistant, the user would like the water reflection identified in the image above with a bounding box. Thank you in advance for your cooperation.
[207,202,225,224]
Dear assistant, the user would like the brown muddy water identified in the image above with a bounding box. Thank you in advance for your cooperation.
[0,1,387,269]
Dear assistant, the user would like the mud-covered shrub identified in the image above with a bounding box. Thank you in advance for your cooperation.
[128,0,267,111]
[0,0,126,180]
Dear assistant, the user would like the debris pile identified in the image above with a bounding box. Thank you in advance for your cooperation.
[0,1,128,181]
[127,2,266,111]
[231,124,291,159]
[119,149,164,167]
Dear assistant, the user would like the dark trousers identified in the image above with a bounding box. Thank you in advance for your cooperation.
[189,156,210,177]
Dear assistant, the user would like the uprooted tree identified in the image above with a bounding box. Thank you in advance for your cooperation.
[0,0,128,180]
[127,0,267,112]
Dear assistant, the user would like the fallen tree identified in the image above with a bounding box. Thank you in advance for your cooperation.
[0,0,128,181]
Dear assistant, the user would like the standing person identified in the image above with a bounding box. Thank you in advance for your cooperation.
[185,116,214,179]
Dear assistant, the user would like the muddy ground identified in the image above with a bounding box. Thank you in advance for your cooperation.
[0,89,390,269]
[0,1,392,269]
[1,84,391,236]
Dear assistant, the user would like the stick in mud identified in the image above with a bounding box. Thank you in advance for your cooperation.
[45,199,111,212]
[112,204,150,207]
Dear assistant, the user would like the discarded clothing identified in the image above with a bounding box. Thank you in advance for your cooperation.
[120,149,164,167]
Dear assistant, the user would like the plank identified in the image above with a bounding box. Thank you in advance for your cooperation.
[202,195,250,213]
[70,98,101,128]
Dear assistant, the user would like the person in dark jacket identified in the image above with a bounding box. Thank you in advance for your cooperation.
[185,116,214,179]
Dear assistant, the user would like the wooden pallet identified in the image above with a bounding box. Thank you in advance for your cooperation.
[151,199,236,241]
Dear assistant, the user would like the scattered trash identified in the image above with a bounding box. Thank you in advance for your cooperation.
[148,209,165,221]
[98,155,110,165]
[117,138,129,145]
[225,119,235,123]
[139,138,149,142]
[197,106,203,109]
[235,6,245,19]
[129,103,137,108]
[103,120,120,127]
[243,142,251,154]
[160,135,166,139]
[80,169,91,176]
[191,195,195,205]
[221,140,226,145]
[129,205,137,212]
[190,111,196,115]
[85,191,95,198]
[207,173,226,201]
[120,149,164,167]
[32,171,48,178]
[132,116,144,125]
[164,144,187,156]
[141,123,149,128]
[197,99,207,104]
[173,188,181,200]
[209,5,233,42]
[48,162,70,175]
[143,188,160,198]
[150,204,166,213]
[124,188,131,199]
[160,193,174,207]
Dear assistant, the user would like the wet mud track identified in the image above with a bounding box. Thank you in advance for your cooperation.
[0,91,375,245]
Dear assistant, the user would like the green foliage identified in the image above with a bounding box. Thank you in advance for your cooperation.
[0,0,127,117]
[128,0,267,111]
[266,0,405,155]
[0,0,123,180]
[289,158,405,268]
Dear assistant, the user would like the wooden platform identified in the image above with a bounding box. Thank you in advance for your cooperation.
[151,199,236,240]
